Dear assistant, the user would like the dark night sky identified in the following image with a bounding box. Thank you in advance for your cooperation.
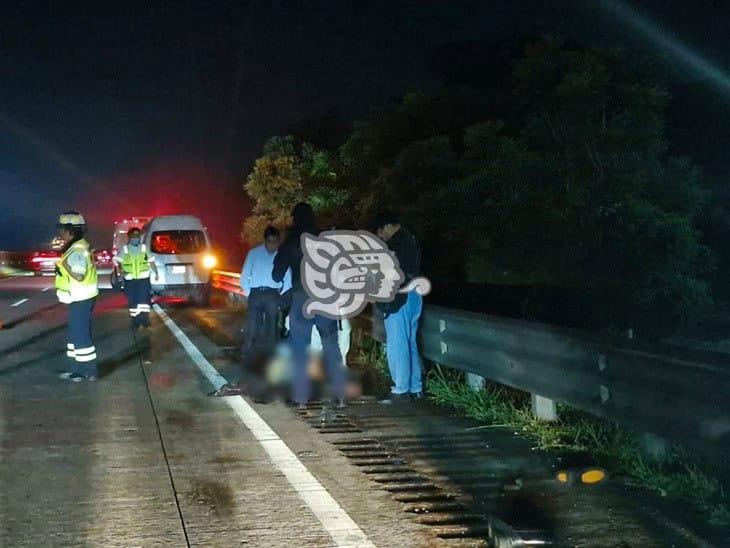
[2,1,730,255]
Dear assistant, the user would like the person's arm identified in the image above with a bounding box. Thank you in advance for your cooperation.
[240,249,254,296]
[149,259,159,280]
[280,267,292,294]
[272,241,292,283]
[64,251,87,282]
[112,254,122,275]
[62,259,84,282]
[395,231,421,281]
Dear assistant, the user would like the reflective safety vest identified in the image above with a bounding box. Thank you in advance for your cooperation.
[120,244,151,280]
[55,239,99,304]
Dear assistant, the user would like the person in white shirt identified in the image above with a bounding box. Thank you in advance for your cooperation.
[239,226,291,358]
[214,226,291,397]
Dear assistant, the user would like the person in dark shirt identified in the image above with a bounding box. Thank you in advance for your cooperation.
[273,202,346,409]
[373,212,424,403]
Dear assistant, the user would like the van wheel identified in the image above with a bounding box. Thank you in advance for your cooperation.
[191,284,211,307]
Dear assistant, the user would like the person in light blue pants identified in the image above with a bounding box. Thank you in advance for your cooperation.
[384,291,423,396]
[373,212,424,403]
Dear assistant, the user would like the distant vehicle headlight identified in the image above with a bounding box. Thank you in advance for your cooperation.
[202,254,217,269]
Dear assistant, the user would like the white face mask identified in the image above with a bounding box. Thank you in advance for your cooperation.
[130,237,141,246]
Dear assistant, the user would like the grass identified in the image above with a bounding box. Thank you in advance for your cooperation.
[426,365,730,527]
[348,334,730,528]
[355,336,389,374]
[351,337,391,397]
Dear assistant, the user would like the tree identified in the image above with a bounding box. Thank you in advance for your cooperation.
[243,136,347,244]
[447,121,551,284]
[448,44,713,333]
[243,154,304,244]
[339,86,493,221]
[244,43,713,336]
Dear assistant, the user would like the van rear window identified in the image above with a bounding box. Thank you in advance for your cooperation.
[151,230,206,254]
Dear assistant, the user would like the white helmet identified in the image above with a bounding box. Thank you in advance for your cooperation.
[58,212,86,227]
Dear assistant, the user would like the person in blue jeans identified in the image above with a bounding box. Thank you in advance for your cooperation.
[272,203,346,409]
[373,212,424,403]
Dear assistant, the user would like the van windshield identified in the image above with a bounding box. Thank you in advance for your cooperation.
[151,230,206,254]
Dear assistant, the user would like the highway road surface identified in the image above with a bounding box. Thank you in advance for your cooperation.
[0,276,426,547]
[0,276,724,547]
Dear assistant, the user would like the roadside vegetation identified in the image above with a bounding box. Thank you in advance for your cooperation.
[242,39,719,339]
[426,365,730,527]
[351,336,391,397]
[244,36,730,529]
[240,32,730,538]
[349,336,730,527]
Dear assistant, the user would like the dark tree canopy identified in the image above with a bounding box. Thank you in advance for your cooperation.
[245,42,714,336]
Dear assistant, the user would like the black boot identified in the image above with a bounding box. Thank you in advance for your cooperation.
[378,392,411,405]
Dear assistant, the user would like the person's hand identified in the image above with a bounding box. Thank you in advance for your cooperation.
[155,273,160,281]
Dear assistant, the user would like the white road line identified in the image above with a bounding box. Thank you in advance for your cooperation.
[153,304,375,548]
[11,299,29,307]
[42,286,52,292]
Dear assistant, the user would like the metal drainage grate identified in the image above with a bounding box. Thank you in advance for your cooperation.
[298,403,552,546]
[297,403,363,434]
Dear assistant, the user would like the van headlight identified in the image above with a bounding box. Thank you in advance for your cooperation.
[202,254,217,269]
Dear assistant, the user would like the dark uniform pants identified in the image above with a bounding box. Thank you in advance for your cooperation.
[67,297,98,378]
[125,278,152,327]
[242,287,280,365]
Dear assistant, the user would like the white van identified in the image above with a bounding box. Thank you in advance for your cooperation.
[141,215,216,306]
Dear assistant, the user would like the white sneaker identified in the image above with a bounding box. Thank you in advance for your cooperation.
[58,372,84,382]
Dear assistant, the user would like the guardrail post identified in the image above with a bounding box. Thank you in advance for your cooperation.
[531,394,557,421]
[466,373,485,391]
[641,433,669,462]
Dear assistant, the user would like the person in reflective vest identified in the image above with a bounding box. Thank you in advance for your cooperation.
[55,212,99,382]
[113,227,158,328]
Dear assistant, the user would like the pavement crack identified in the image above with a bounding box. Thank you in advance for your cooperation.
[131,325,192,548]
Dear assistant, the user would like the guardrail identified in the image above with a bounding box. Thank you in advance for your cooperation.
[211,270,730,458]
[419,306,730,458]
[211,270,245,296]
